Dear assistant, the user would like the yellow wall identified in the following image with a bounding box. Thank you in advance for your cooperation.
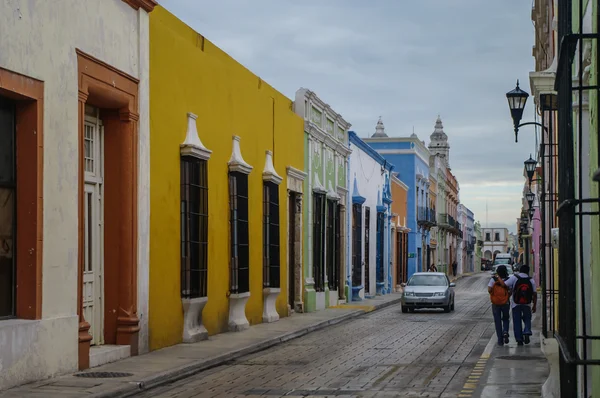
[149,6,304,350]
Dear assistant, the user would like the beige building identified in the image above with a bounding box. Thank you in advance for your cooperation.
[481,228,509,260]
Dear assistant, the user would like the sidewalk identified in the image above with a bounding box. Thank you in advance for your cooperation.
[0,293,403,398]
[461,309,549,397]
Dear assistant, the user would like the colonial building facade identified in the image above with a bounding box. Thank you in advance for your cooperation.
[294,89,350,312]
[0,0,156,389]
[348,129,394,300]
[391,174,409,289]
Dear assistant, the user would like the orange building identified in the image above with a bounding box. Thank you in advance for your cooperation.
[445,169,460,270]
[391,173,409,288]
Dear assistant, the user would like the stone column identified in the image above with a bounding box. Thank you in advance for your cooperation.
[294,194,304,312]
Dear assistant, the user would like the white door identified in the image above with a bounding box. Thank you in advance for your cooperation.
[83,107,104,346]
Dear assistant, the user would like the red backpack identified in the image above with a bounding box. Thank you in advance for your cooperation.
[513,275,534,304]
[490,275,510,305]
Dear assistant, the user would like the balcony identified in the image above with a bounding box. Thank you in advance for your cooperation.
[467,242,475,253]
[438,213,450,229]
[417,206,436,228]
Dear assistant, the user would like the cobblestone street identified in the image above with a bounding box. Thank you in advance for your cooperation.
[136,273,494,398]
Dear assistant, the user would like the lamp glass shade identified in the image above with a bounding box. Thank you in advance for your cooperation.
[526,190,535,207]
[506,80,530,127]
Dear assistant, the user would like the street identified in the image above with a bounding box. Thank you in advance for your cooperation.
[136,273,494,398]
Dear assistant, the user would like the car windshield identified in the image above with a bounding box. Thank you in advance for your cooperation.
[494,258,510,264]
[407,275,448,287]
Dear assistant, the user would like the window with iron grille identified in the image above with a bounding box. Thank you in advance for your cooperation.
[0,97,16,318]
[312,193,326,292]
[326,199,339,290]
[229,171,250,294]
[263,181,280,288]
[376,211,385,284]
[364,207,370,293]
[396,231,403,284]
[351,204,362,287]
[180,157,209,299]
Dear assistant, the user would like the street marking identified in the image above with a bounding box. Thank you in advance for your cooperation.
[421,366,441,386]
[329,305,376,312]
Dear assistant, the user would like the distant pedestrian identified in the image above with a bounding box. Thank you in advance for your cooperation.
[428,264,437,272]
[488,265,511,346]
[452,261,457,277]
[505,264,537,346]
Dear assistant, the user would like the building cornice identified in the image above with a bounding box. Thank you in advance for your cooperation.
[349,131,394,171]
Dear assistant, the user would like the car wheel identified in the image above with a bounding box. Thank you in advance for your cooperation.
[401,306,408,313]
[443,305,451,313]
[451,301,455,311]
[409,308,415,313]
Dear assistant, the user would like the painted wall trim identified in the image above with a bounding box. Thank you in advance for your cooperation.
[262,150,282,185]
[180,112,212,160]
[287,166,307,181]
[348,131,394,170]
[228,135,253,174]
[122,0,157,13]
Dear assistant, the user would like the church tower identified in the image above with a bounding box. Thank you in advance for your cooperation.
[428,115,450,167]
[371,116,388,138]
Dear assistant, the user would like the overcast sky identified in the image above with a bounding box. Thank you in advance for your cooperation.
[160,0,538,233]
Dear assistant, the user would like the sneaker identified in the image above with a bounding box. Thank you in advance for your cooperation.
[524,335,530,344]
[517,341,524,346]
[503,333,509,344]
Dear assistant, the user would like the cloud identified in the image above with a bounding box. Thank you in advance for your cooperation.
[159,0,536,229]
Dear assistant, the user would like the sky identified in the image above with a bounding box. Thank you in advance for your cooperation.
[159,0,538,233]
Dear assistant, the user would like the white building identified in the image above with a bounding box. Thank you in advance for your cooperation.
[348,130,393,300]
[0,0,154,390]
[482,228,510,260]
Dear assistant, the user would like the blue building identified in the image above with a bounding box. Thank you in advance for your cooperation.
[347,130,394,300]
[364,119,431,279]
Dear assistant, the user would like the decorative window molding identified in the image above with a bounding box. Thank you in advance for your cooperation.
[312,173,327,194]
[326,181,340,201]
[287,166,307,181]
[228,136,253,174]
[180,113,212,160]
[229,172,250,294]
[312,192,326,292]
[262,151,282,185]
[351,175,366,205]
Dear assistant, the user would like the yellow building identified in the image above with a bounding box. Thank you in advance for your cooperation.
[149,6,305,351]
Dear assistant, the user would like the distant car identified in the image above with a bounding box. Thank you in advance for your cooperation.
[401,272,456,313]
[490,264,514,276]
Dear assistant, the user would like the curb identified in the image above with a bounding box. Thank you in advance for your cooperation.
[100,296,403,398]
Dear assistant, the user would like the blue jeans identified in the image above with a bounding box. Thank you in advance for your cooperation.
[492,304,510,343]
[512,305,532,342]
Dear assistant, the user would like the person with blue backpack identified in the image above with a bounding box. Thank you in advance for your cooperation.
[504,264,537,346]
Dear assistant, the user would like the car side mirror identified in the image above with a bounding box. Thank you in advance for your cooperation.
[401,283,406,287]
[449,283,456,288]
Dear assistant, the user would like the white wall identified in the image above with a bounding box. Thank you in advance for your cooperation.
[0,0,150,389]
[348,142,388,297]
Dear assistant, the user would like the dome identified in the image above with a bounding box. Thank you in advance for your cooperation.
[371,116,388,138]
[430,115,448,141]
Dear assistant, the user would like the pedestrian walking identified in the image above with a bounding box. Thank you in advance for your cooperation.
[428,263,437,272]
[504,264,537,346]
[452,261,457,277]
[488,265,511,346]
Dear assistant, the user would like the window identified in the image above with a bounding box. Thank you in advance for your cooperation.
[351,204,362,287]
[180,157,209,299]
[364,207,370,292]
[312,193,325,292]
[0,98,15,318]
[396,232,403,284]
[326,199,339,290]
[263,182,280,288]
[229,171,250,294]
[485,233,491,241]
[495,232,500,241]
[376,211,385,284]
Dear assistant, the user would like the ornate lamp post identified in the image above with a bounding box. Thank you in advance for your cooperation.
[526,190,535,209]
[524,155,537,186]
[506,80,547,142]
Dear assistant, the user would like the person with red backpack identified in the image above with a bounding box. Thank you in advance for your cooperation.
[504,264,537,346]
[487,265,511,346]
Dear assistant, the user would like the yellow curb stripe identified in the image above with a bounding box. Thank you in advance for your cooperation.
[329,305,375,312]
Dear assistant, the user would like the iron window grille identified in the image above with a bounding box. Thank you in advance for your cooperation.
[180,157,209,299]
[229,171,250,294]
[312,193,326,292]
[263,181,280,288]
[351,204,362,288]
[326,199,339,291]
[0,97,16,318]
[553,1,600,395]
[376,211,385,284]
[364,207,371,294]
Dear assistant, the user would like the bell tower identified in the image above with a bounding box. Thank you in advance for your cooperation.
[428,115,450,167]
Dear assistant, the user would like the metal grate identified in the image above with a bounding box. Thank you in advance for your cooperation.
[376,211,385,285]
[326,199,339,290]
[74,372,133,378]
[180,157,209,299]
[312,193,325,292]
[351,204,362,287]
[364,207,370,293]
[263,181,280,288]
[229,171,250,294]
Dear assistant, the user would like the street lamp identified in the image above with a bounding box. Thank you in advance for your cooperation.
[528,207,535,221]
[506,80,530,142]
[526,190,535,209]
[524,155,537,185]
